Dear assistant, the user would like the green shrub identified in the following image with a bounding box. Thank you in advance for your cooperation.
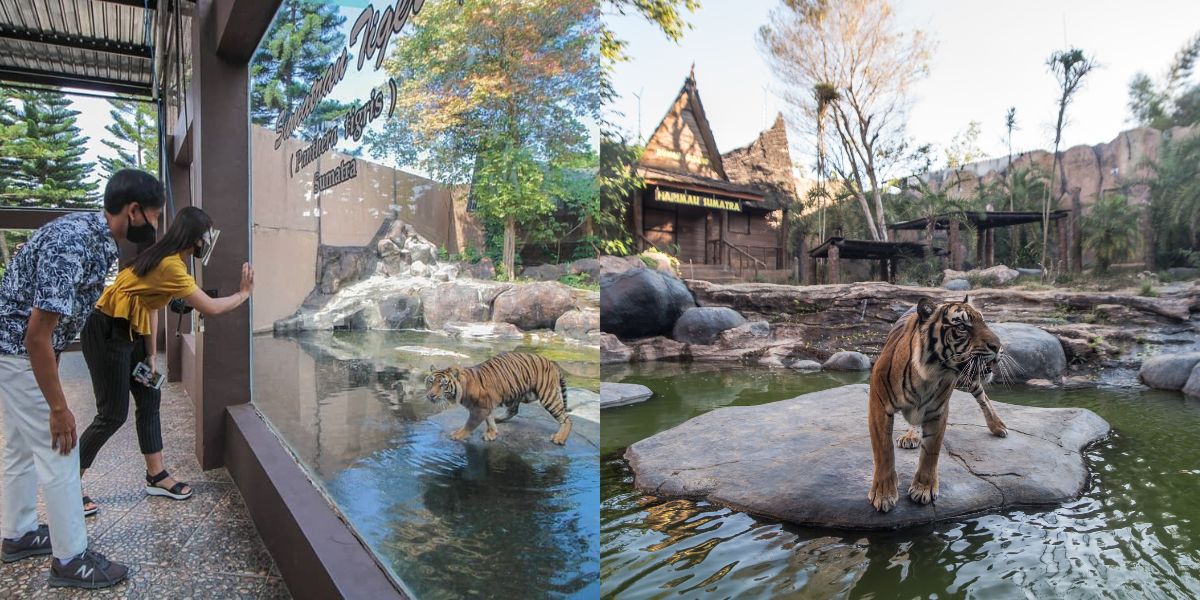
[1139,281,1159,297]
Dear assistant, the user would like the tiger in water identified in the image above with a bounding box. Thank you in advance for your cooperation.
[425,352,573,445]
[867,296,1010,513]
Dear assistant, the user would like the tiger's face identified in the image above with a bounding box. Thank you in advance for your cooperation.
[425,368,461,404]
[918,296,1002,380]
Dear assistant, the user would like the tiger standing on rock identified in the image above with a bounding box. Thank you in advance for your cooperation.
[425,352,573,445]
[868,296,1009,513]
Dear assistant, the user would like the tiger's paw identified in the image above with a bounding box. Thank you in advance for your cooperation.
[449,428,471,441]
[896,427,920,449]
[868,477,898,513]
[907,478,939,505]
[483,428,498,442]
[988,419,1009,438]
[549,432,568,445]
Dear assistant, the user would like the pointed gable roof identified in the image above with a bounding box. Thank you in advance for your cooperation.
[639,67,728,181]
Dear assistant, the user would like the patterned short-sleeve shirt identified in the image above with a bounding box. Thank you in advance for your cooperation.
[0,211,119,355]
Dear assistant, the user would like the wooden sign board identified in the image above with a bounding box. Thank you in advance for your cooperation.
[654,187,742,212]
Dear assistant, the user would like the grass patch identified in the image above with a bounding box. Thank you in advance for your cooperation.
[1138,281,1159,297]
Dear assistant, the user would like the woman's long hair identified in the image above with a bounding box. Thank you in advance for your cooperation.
[130,206,213,277]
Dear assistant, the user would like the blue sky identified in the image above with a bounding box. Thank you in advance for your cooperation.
[607,0,1200,175]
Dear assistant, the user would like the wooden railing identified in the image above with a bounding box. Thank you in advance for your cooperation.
[708,239,769,279]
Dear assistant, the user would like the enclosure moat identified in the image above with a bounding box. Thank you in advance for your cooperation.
[601,362,1200,599]
[253,330,599,599]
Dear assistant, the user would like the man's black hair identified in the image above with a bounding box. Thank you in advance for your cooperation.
[103,169,166,215]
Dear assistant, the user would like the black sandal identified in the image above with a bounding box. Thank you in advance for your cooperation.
[144,470,192,500]
[82,496,99,517]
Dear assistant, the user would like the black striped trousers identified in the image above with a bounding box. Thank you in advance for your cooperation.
[78,311,163,470]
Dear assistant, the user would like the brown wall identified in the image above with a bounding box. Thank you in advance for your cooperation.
[250,125,479,332]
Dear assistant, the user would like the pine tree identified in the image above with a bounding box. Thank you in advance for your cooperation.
[0,89,98,208]
[250,0,350,139]
[99,98,159,178]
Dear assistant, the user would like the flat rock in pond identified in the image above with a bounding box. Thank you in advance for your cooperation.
[625,384,1110,530]
[600,382,653,408]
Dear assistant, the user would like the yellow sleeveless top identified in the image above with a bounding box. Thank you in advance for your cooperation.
[95,253,199,337]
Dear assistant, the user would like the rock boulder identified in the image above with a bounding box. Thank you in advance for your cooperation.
[418,281,511,330]
[492,281,577,330]
[601,333,633,364]
[823,351,872,371]
[671,307,747,345]
[991,323,1066,382]
[555,309,600,342]
[600,268,695,339]
[1138,352,1200,391]
[600,382,653,408]
[626,384,1110,529]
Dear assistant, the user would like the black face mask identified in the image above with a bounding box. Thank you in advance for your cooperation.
[127,206,157,244]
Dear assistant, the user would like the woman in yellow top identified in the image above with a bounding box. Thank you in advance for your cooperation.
[77,207,253,515]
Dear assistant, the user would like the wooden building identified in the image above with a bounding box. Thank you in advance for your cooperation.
[629,70,795,275]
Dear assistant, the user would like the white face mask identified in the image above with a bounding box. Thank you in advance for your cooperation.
[196,228,221,266]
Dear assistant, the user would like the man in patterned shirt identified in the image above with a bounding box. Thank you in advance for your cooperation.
[0,169,163,589]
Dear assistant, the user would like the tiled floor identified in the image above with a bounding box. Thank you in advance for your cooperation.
[0,353,290,599]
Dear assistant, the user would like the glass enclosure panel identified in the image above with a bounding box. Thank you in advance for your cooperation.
[248,2,600,597]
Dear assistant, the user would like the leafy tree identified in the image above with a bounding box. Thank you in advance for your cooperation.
[1128,31,1200,129]
[983,165,1049,266]
[250,0,350,138]
[1143,132,1200,267]
[366,0,599,277]
[0,88,97,208]
[1082,193,1141,273]
[944,120,984,170]
[1043,47,1098,273]
[760,0,934,241]
[99,98,159,178]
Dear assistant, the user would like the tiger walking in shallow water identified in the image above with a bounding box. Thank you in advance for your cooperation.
[868,296,1006,513]
[425,352,573,445]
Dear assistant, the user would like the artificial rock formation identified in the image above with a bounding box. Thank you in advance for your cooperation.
[626,384,1110,529]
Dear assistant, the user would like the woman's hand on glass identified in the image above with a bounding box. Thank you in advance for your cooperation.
[240,263,254,298]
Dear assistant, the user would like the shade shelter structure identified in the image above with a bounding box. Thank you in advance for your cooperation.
[888,210,1071,271]
[808,236,945,284]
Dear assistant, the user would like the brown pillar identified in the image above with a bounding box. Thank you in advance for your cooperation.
[828,244,840,284]
[719,210,729,266]
[878,258,887,282]
[166,136,193,383]
[1070,189,1083,272]
[985,229,995,267]
[632,190,644,252]
[975,227,985,269]
[948,220,963,270]
[807,255,818,285]
[1056,216,1069,272]
[188,0,273,469]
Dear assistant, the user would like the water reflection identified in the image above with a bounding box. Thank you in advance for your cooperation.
[601,364,1200,599]
[254,330,599,599]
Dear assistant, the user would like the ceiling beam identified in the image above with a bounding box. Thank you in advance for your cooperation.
[92,0,159,9]
[0,66,152,97]
[0,24,152,59]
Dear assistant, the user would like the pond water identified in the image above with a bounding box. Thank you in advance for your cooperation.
[253,330,599,600]
[602,362,1200,599]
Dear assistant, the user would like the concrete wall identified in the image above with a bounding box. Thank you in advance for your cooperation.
[250,125,477,332]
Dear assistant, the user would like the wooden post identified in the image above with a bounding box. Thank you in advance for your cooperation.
[948,220,963,270]
[878,258,888,282]
[719,210,729,266]
[1056,216,1069,273]
[985,229,995,267]
[632,189,644,252]
[808,255,818,285]
[1070,190,1083,272]
[975,227,985,269]
[828,244,841,284]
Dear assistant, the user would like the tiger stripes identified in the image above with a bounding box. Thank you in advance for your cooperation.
[425,352,573,445]
[867,296,1004,513]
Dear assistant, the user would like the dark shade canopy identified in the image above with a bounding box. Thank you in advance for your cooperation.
[889,210,1070,232]
[0,0,163,96]
[809,237,946,260]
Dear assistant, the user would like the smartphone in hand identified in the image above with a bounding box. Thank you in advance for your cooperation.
[133,362,165,390]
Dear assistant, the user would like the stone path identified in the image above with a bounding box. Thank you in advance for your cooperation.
[0,353,289,598]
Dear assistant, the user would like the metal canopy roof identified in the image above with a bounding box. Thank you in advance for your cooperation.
[809,237,947,260]
[0,0,159,96]
[888,210,1071,232]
